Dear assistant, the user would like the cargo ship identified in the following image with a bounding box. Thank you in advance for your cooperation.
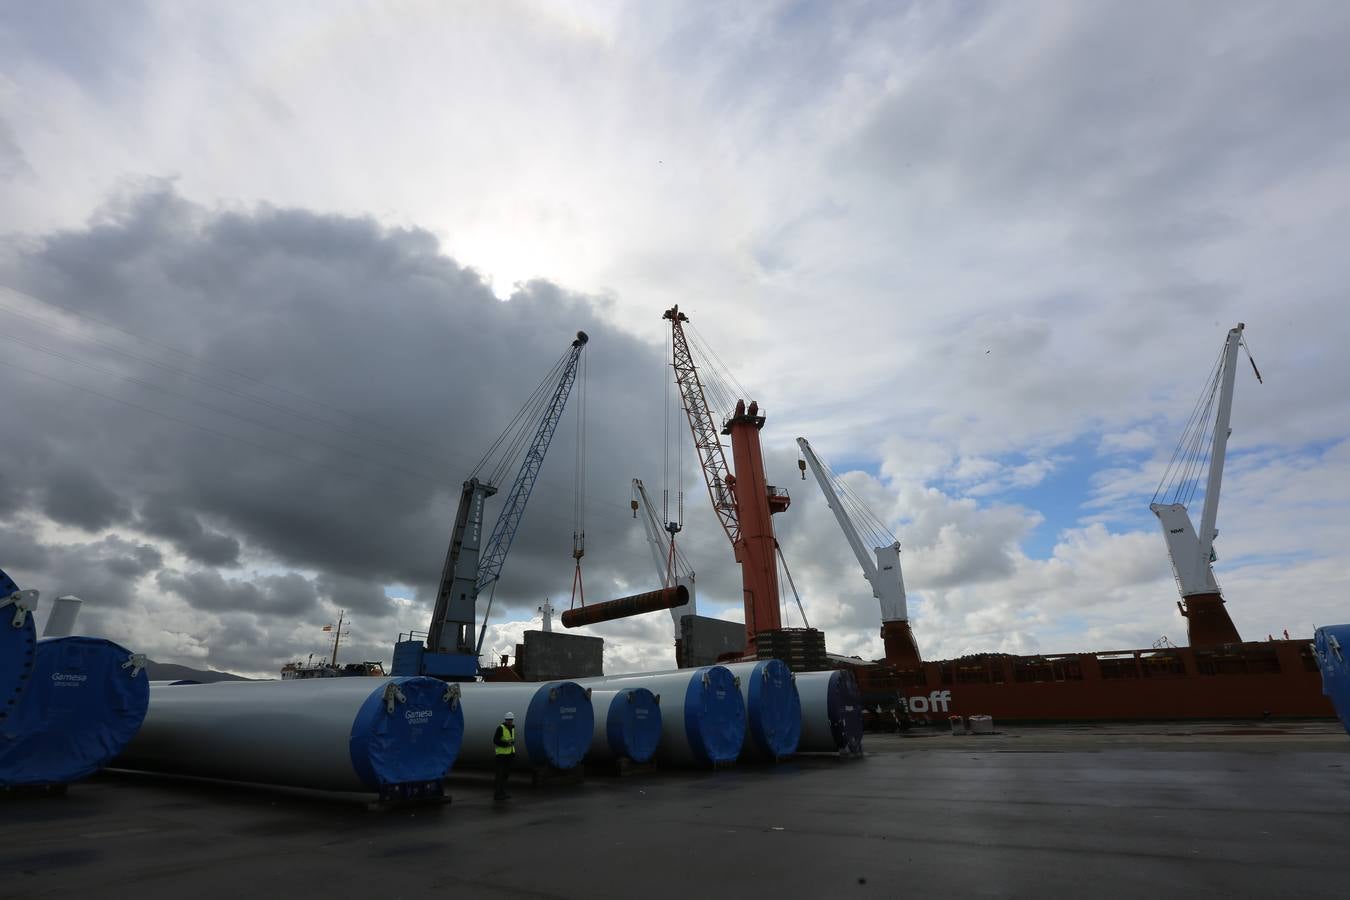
[280,610,387,680]
[804,324,1335,724]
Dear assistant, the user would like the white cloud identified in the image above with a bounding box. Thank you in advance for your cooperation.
[1,2,1348,674]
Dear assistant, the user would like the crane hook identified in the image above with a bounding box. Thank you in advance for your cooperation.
[798,458,806,480]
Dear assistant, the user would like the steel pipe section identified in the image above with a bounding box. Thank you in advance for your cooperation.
[1,573,38,735]
[1,636,150,787]
[456,681,594,770]
[580,666,745,766]
[561,586,689,629]
[116,677,464,794]
[588,688,662,764]
[42,595,83,638]
[796,669,864,755]
[716,660,801,760]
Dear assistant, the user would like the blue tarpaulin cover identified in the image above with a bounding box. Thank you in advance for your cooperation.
[348,676,466,788]
[744,658,802,759]
[1313,625,1350,737]
[683,665,746,765]
[0,567,37,738]
[524,680,594,770]
[604,687,662,764]
[0,636,150,787]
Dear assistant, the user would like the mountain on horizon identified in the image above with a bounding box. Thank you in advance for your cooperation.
[144,660,251,683]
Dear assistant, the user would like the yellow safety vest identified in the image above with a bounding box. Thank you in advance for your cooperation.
[495,723,515,755]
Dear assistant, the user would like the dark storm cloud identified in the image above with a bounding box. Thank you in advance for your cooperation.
[40,462,129,531]
[0,183,684,669]
[0,525,161,609]
[157,569,317,617]
[138,493,241,566]
[314,572,391,618]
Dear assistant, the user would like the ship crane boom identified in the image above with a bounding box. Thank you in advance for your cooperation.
[1150,322,1255,649]
[394,330,589,680]
[797,437,921,668]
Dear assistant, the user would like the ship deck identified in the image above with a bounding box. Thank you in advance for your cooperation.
[4,720,1348,899]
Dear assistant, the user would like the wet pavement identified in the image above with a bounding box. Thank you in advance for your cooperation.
[3,721,1348,899]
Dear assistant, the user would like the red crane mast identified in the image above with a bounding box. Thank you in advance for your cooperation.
[663,306,790,654]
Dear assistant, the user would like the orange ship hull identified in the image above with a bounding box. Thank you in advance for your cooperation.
[849,639,1334,723]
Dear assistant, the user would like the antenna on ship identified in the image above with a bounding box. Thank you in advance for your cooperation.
[325,610,350,666]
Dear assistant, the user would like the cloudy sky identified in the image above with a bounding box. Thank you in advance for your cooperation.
[2,1,1348,678]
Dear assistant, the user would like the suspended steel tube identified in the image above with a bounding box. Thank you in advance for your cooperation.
[561,586,689,629]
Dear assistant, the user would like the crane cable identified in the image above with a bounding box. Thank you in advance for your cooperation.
[1152,344,1225,507]
[776,544,809,628]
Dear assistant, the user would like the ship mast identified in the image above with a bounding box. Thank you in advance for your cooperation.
[329,609,347,666]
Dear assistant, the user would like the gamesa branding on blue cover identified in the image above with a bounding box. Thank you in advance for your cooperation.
[683,666,746,764]
[743,659,802,758]
[525,681,594,770]
[349,676,466,787]
[0,636,150,787]
[605,687,662,763]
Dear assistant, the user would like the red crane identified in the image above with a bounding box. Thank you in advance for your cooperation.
[663,306,791,655]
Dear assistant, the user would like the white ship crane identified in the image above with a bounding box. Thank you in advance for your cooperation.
[1150,322,1261,648]
[796,437,921,668]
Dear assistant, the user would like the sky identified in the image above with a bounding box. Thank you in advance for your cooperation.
[1,0,1348,678]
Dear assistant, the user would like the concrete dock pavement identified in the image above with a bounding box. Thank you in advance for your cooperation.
[2,722,1347,899]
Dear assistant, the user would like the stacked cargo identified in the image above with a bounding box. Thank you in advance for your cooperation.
[755,628,828,672]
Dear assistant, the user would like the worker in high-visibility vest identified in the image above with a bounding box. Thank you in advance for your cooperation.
[493,711,516,802]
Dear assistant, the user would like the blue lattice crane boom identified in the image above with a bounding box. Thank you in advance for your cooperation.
[392,330,589,680]
[474,331,588,654]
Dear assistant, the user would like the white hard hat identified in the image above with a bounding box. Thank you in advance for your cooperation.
[504,712,515,720]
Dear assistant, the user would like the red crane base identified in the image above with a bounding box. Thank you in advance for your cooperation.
[1180,592,1242,649]
[881,620,922,669]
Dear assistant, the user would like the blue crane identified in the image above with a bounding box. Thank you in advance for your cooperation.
[392,330,589,680]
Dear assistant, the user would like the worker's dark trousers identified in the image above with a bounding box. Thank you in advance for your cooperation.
[494,754,513,800]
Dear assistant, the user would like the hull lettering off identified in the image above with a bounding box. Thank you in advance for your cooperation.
[904,691,952,713]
